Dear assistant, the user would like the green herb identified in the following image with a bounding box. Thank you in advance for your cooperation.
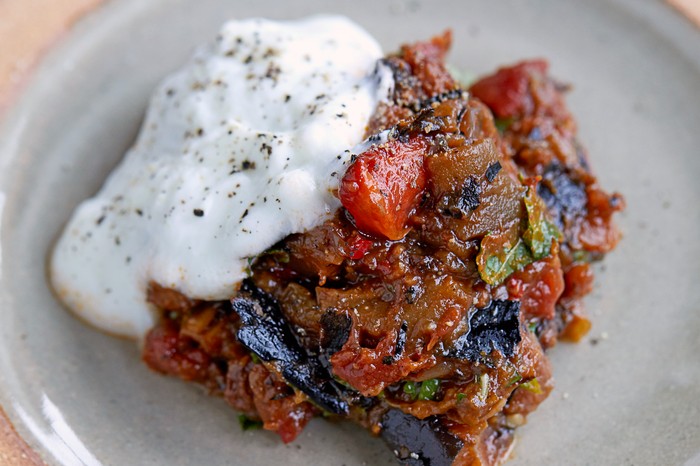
[477,373,490,401]
[477,235,533,286]
[506,373,522,388]
[238,414,263,431]
[506,372,522,388]
[477,184,560,286]
[456,393,467,403]
[446,64,477,87]
[245,256,255,277]
[494,117,514,133]
[403,380,441,401]
[333,376,355,390]
[523,186,560,260]
[571,250,592,264]
[403,381,418,399]
[528,321,538,334]
[520,378,543,395]
[417,379,441,401]
[250,352,261,364]
[264,248,291,263]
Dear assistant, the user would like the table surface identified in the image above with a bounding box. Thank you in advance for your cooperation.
[0,0,697,464]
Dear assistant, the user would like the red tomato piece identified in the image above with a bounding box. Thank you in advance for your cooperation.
[400,30,455,96]
[247,364,314,443]
[506,253,564,321]
[339,137,428,240]
[346,234,373,260]
[142,323,211,382]
[469,59,548,119]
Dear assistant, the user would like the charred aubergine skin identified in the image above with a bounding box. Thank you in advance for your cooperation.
[143,31,623,466]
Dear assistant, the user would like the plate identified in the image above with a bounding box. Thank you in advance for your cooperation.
[1,0,699,464]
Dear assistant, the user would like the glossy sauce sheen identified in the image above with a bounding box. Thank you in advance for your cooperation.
[50,16,393,338]
[139,31,622,465]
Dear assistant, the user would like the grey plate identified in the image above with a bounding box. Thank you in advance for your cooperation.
[1,0,699,465]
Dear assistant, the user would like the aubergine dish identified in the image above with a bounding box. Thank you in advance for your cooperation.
[50,16,623,466]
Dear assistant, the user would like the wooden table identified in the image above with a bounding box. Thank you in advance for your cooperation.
[0,0,697,464]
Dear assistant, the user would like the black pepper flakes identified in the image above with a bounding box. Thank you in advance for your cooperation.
[193,209,205,217]
[265,63,282,82]
[394,321,408,356]
[457,176,482,212]
[262,47,278,59]
[485,162,502,183]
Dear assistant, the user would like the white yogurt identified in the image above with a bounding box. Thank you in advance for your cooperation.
[50,16,393,338]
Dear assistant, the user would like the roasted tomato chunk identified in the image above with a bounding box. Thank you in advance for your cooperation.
[469,59,548,119]
[340,137,428,240]
[143,322,212,382]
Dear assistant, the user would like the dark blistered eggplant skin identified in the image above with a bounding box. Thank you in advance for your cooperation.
[232,297,302,364]
[446,299,521,363]
[381,409,463,466]
[231,279,350,415]
[320,310,352,355]
[281,362,350,415]
[537,162,587,232]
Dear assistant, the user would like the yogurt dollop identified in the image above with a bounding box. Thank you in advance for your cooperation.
[51,15,393,338]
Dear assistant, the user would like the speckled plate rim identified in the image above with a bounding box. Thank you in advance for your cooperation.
[1,0,700,465]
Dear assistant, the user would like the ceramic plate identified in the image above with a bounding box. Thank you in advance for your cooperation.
[1,0,699,464]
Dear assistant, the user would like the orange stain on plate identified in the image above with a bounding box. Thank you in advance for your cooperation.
[668,0,700,27]
[0,0,104,113]
[0,1,104,462]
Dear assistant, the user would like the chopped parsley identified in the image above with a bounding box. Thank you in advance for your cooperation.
[520,378,543,395]
[476,183,560,285]
[477,373,490,401]
[238,414,263,431]
[506,372,523,388]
